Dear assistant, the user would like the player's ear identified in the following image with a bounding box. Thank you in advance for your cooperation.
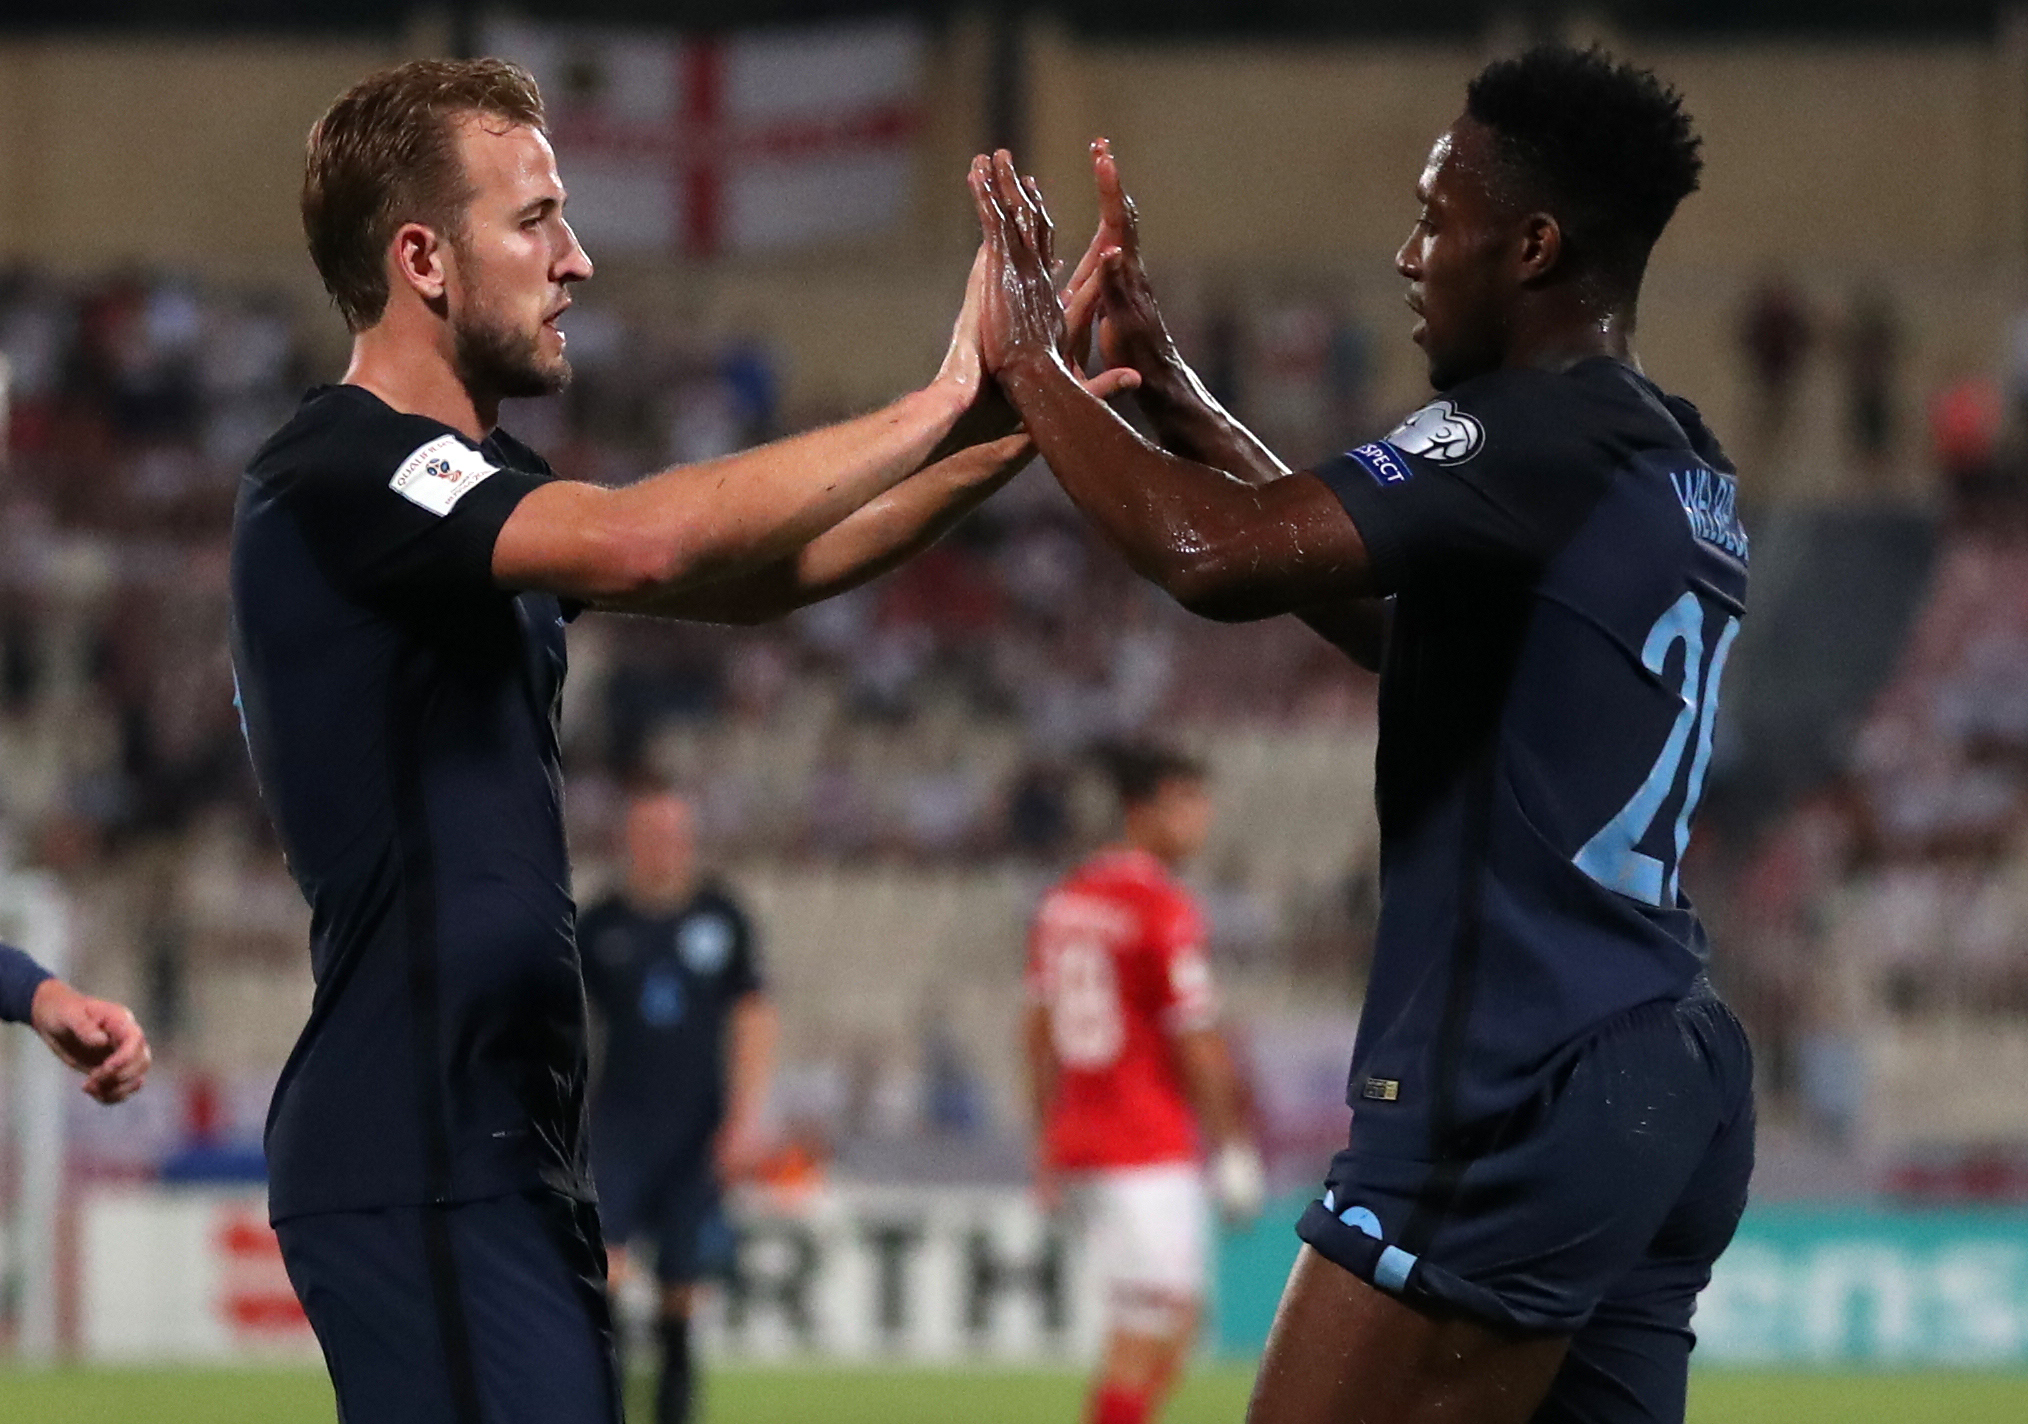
[390,221,449,306]
[1517,211,1562,285]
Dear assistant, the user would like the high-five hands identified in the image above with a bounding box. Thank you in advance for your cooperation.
[1061,138,1184,385]
[968,151,1078,378]
[954,151,1140,439]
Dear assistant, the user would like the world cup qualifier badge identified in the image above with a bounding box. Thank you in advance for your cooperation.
[389,434,500,516]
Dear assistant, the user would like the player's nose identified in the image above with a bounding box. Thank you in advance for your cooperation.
[558,222,594,283]
[1394,231,1420,280]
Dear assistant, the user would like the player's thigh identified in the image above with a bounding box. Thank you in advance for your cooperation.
[1248,1245,1569,1424]
[453,1191,624,1424]
[1537,1032,1756,1424]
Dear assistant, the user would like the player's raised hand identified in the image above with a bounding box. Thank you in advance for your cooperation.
[970,151,1071,376]
[1063,139,1184,385]
[29,979,152,1104]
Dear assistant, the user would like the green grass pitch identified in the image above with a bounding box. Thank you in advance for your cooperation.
[0,1364,2024,1421]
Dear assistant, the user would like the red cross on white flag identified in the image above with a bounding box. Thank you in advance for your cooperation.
[487,19,925,259]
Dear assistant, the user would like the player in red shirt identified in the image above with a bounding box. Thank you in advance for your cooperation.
[1025,743,1264,1424]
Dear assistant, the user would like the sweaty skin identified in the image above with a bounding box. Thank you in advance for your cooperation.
[969,152,1374,623]
[1057,139,1390,668]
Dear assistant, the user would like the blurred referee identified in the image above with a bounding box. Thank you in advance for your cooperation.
[579,787,775,1424]
[229,58,1095,1424]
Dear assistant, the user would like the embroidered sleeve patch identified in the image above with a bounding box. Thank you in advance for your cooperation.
[389,435,500,516]
[1384,399,1484,464]
[1346,440,1416,487]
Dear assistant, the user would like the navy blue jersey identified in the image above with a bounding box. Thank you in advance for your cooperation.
[1309,356,1749,1158]
[0,941,51,1023]
[231,385,591,1221]
[578,886,763,1155]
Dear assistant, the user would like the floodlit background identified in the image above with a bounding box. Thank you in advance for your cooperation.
[2,1,2027,1419]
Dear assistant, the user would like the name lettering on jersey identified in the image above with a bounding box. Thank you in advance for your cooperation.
[1668,465,1750,562]
[1036,892,1138,942]
[1385,399,1484,465]
[1346,440,1416,487]
[389,434,500,517]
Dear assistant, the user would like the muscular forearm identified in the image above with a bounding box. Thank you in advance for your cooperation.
[1000,353,1365,618]
[1176,1027,1246,1149]
[1136,361,1289,488]
[502,381,975,607]
[724,996,779,1135]
[1021,1004,1057,1132]
[639,434,1032,623]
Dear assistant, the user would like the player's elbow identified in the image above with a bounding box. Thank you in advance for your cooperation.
[1163,547,1265,623]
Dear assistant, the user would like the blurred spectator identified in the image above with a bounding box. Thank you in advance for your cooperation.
[1738,271,1813,458]
[1928,371,2006,519]
[1839,287,1901,488]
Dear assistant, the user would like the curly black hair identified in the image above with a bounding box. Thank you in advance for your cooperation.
[1466,44,1702,294]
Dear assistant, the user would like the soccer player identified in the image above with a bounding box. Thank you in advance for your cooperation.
[971,44,1755,1424]
[578,788,775,1424]
[0,942,151,1103]
[1025,744,1263,1424]
[231,59,1128,1424]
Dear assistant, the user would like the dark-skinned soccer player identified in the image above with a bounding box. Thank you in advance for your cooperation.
[969,44,1754,1424]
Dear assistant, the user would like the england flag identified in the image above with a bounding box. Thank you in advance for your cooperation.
[485,18,926,258]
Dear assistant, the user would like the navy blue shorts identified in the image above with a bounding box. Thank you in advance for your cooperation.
[596,1153,734,1286]
[1297,988,1755,1424]
[276,1190,622,1424]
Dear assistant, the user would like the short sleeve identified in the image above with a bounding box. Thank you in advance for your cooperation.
[281,427,547,606]
[1153,898,1217,1034]
[1306,371,1616,594]
[725,899,765,998]
[0,942,53,1024]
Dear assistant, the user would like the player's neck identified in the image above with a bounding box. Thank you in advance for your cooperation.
[343,321,500,441]
[626,876,697,916]
[1505,295,1637,378]
[1112,835,1181,874]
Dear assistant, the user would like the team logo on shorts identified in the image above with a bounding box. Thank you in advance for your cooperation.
[1384,399,1485,465]
[678,914,734,975]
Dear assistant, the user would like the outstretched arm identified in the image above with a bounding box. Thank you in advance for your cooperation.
[1061,141,1389,666]
[972,152,1375,623]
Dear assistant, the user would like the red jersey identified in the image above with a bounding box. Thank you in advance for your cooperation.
[1027,848,1217,1170]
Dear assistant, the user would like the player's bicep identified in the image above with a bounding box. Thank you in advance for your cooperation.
[492,479,676,604]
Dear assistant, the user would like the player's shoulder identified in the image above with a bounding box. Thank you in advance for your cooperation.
[1061,850,1191,924]
[245,385,506,503]
[1397,358,1695,472]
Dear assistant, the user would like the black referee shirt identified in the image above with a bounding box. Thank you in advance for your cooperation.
[232,385,591,1222]
[1307,357,1749,1160]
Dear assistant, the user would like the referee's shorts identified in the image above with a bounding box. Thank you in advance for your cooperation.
[276,1188,622,1424]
